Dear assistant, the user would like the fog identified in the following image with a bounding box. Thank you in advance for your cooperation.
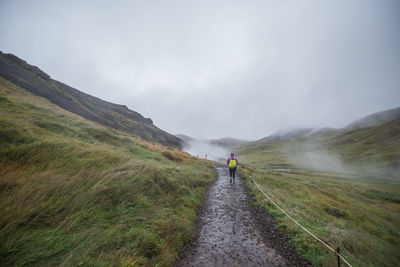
[182,140,229,162]
[285,141,352,174]
[1,0,400,139]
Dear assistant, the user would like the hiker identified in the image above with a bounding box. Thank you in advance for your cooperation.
[227,152,238,184]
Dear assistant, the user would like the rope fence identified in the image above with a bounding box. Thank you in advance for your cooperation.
[252,179,353,267]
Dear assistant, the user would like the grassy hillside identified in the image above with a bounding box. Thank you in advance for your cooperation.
[322,118,400,172]
[344,107,400,131]
[0,51,182,148]
[239,166,400,266]
[238,110,400,177]
[0,77,215,266]
[237,109,400,266]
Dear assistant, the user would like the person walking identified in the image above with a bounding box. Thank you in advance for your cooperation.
[227,152,238,184]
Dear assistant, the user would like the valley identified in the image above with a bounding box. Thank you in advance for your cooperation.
[1,52,399,266]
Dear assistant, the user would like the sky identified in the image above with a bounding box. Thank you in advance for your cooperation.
[1,0,399,140]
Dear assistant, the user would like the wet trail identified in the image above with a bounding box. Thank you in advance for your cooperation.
[177,166,288,267]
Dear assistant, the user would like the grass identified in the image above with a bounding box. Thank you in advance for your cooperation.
[238,120,400,178]
[238,163,400,266]
[0,77,216,266]
[237,115,400,266]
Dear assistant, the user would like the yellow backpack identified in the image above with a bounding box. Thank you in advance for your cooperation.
[229,159,237,169]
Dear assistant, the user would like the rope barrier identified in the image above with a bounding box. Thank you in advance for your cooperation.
[252,179,353,267]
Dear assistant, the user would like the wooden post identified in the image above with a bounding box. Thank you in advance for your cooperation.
[336,247,340,267]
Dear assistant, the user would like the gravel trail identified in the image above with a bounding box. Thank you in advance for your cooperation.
[177,165,307,267]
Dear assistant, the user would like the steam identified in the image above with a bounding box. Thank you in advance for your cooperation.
[182,140,229,162]
[286,144,351,174]
[285,141,400,178]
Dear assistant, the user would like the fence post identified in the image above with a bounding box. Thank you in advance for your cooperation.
[337,247,340,267]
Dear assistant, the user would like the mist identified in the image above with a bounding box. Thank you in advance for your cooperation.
[286,142,353,174]
[285,140,400,178]
[182,140,229,162]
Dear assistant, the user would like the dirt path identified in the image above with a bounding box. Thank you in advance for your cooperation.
[177,165,311,266]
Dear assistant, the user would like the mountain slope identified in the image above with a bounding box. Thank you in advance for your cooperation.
[324,115,400,169]
[238,107,400,176]
[0,75,215,266]
[237,109,400,266]
[209,137,248,149]
[175,134,195,143]
[0,51,182,148]
[344,107,400,131]
[256,128,315,143]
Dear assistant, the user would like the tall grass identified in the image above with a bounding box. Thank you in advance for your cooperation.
[239,165,400,267]
[0,77,215,266]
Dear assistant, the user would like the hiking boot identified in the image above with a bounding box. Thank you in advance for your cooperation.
[230,179,232,183]
[233,179,235,184]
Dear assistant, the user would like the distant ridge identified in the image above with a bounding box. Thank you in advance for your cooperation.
[209,137,248,149]
[0,51,182,148]
[344,107,400,131]
[252,107,400,144]
[256,128,314,143]
[238,106,400,175]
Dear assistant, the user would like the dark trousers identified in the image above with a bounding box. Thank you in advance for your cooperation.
[229,167,236,179]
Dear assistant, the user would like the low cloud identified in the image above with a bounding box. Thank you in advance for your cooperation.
[1,0,399,139]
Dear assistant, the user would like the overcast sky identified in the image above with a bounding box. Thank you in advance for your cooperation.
[1,0,399,140]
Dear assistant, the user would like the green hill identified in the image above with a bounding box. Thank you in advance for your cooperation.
[236,108,400,266]
[344,107,400,131]
[0,51,182,148]
[239,107,400,177]
[0,70,215,265]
